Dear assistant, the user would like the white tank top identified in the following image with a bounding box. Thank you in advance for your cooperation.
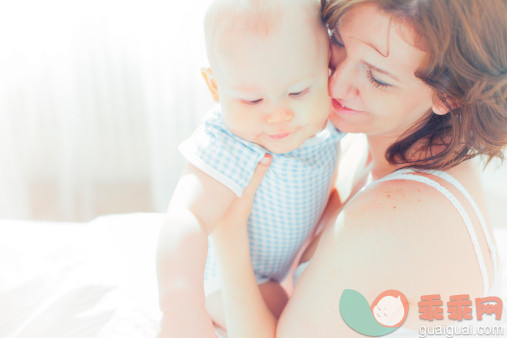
[293,168,503,336]
[375,168,501,296]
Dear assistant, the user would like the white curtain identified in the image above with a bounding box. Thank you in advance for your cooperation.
[1,1,506,225]
[0,0,214,221]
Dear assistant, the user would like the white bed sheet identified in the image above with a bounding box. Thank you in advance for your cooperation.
[0,213,165,338]
[0,213,505,338]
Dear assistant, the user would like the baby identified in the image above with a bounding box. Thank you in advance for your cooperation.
[156,0,342,336]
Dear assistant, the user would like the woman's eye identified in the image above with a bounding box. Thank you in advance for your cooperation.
[241,98,263,105]
[289,88,309,97]
[329,31,344,48]
[366,69,391,89]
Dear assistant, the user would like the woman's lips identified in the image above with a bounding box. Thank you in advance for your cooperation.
[268,131,292,140]
[331,98,363,115]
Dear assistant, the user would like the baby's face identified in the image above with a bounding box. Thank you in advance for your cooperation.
[372,295,405,327]
[211,15,330,153]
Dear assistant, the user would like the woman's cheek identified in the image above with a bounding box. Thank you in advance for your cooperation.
[376,94,402,121]
[359,84,385,116]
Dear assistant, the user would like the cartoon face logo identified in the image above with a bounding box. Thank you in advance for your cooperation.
[340,289,409,336]
[371,290,409,327]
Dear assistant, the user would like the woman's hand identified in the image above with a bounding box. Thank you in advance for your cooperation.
[211,154,277,338]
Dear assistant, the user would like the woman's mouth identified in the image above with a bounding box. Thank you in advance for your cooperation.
[331,99,363,115]
[268,131,292,140]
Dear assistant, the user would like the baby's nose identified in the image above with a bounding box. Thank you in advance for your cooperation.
[266,109,294,124]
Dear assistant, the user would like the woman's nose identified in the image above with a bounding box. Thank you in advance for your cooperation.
[329,55,359,100]
[266,108,294,125]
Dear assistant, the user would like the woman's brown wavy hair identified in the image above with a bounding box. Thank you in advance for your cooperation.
[321,0,507,170]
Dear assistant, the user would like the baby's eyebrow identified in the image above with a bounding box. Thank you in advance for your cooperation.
[229,86,263,95]
[231,85,260,91]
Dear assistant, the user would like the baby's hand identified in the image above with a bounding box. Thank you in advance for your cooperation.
[158,309,218,338]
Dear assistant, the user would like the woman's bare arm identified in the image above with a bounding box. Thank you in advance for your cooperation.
[277,178,485,336]
[212,157,486,337]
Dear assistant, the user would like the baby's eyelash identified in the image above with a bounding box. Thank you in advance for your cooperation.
[289,88,310,97]
[366,69,391,90]
[241,98,263,105]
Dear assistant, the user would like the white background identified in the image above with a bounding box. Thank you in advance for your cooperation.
[0,0,213,221]
[0,0,505,227]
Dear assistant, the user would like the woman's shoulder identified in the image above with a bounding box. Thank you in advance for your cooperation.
[347,161,483,228]
[342,170,458,235]
[278,166,484,336]
[342,168,482,267]
[341,171,470,256]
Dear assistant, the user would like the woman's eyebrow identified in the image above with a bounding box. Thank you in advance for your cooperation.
[363,60,400,82]
[334,28,399,82]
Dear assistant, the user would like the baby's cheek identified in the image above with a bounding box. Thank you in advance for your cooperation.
[224,111,261,139]
[309,92,331,121]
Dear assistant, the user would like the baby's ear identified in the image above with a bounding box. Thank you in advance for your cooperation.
[201,67,219,102]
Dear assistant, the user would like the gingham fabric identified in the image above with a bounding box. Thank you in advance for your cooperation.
[179,107,343,295]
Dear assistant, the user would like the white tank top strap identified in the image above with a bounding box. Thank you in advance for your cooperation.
[370,168,491,296]
[415,170,498,278]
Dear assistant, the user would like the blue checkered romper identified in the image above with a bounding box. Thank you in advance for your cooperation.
[179,108,343,296]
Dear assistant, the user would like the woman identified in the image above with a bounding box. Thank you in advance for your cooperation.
[211,0,506,336]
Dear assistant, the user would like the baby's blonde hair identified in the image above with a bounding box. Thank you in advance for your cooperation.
[204,0,322,65]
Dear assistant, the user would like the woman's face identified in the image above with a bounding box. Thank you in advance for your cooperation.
[327,4,437,139]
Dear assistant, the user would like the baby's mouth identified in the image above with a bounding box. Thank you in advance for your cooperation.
[268,131,292,140]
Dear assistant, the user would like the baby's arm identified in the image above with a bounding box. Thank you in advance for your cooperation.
[156,164,236,337]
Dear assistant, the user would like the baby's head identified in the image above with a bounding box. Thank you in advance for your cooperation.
[202,0,330,153]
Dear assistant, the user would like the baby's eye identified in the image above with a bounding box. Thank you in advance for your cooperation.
[241,98,263,105]
[289,88,310,98]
